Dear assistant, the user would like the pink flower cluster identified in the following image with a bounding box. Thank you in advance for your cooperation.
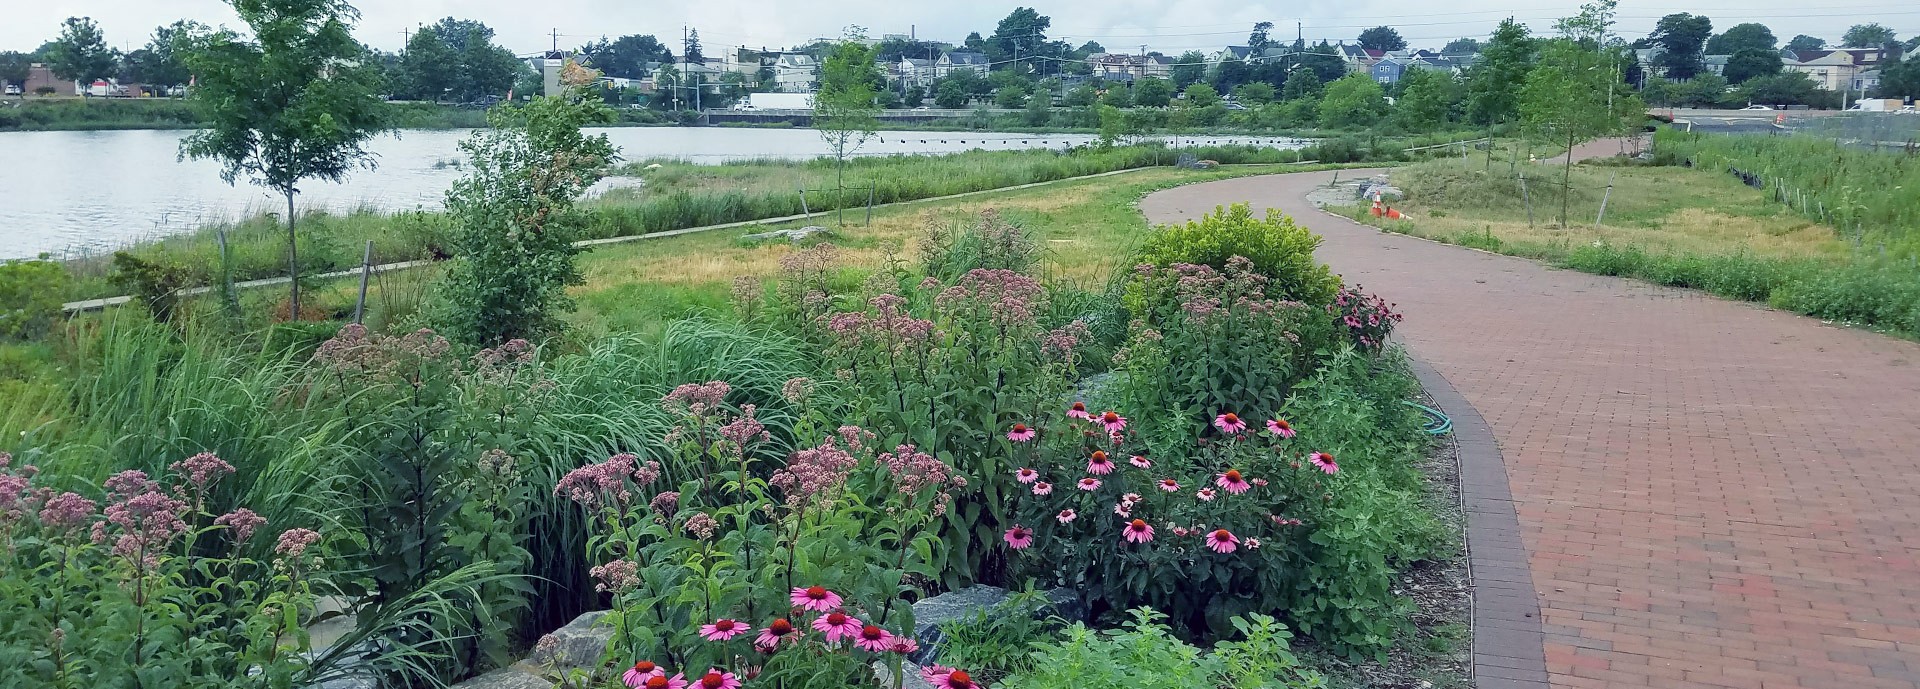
[275,527,322,557]
[168,452,235,490]
[592,559,640,592]
[93,471,190,565]
[663,381,732,416]
[214,508,267,541]
[879,444,961,495]
[1329,285,1403,351]
[555,453,661,508]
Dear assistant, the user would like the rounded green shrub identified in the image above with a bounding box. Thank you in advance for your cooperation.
[1135,203,1340,304]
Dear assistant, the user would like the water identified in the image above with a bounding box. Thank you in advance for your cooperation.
[0,127,1302,259]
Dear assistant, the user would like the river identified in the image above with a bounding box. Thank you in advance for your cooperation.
[0,127,1302,259]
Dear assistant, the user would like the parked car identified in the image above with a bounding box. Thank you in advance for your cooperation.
[912,105,929,111]
[3,84,20,96]
[1898,105,1919,115]
[1740,105,1773,110]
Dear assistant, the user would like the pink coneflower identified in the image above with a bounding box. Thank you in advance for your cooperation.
[692,670,741,689]
[1032,481,1053,495]
[1206,529,1240,553]
[928,669,978,689]
[1252,478,1268,487]
[1129,455,1151,469]
[1098,411,1128,433]
[855,625,895,652]
[791,586,843,612]
[1067,402,1091,420]
[700,619,751,642]
[1173,526,1190,537]
[1214,412,1247,435]
[1122,519,1155,544]
[889,637,920,654]
[1121,492,1141,505]
[755,619,800,650]
[1014,467,1039,484]
[920,665,957,686]
[1309,451,1339,475]
[1216,469,1251,495]
[624,660,666,687]
[639,675,688,689]
[1056,509,1077,524]
[1196,488,1217,502]
[1006,424,1036,442]
[1113,501,1131,518]
[1003,525,1034,549]
[1247,538,1262,550]
[1265,418,1296,438]
[1086,451,1115,475]
[1158,478,1180,492]
[813,611,862,642]
[1076,477,1100,491]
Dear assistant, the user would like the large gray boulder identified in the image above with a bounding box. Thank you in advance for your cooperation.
[449,667,550,689]
[743,225,833,243]
[904,586,1082,667]
[526,610,614,676]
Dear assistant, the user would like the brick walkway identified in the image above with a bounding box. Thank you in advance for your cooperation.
[1141,171,1920,689]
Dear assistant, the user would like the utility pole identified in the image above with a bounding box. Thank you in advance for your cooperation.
[551,28,559,53]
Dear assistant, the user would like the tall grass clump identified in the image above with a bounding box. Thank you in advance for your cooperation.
[1654,128,1920,258]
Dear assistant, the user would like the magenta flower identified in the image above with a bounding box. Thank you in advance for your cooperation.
[1196,488,1217,502]
[1032,481,1053,496]
[1309,451,1339,475]
[1122,519,1155,544]
[1216,469,1251,494]
[791,586,843,612]
[920,666,958,687]
[1173,526,1190,537]
[635,673,688,689]
[1097,411,1127,433]
[813,611,863,642]
[1266,419,1297,438]
[855,625,895,652]
[1213,412,1248,435]
[1056,509,1077,524]
[699,619,750,642]
[756,618,800,650]
[1158,478,1180,492]
[1067,402,1091,420]
[1129,455,1151,469]
[888,637,920,654]
[1003,525,1034,550]
[1006,423,1036,442]
[1086,451,1115,475]
[624,661,666,687]
[1014,467,1039,484]
[928,670,979,689]
[1076,477,1100,491]
[1206,529,1240,554]
[692,670,741,689]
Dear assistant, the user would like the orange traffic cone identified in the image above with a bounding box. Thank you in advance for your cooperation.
[1370,198,1385,217]
[1384,206,1403,220]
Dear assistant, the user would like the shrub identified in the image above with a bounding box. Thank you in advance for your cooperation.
[992,608,1324,689]
[0,259,68,339]
[931,590,1062,685]
[920,209,1040,282]
[1328,286,1403,352]
[1770,261,1920,337]
[109,251,193,323]
[1136,204,1339,305]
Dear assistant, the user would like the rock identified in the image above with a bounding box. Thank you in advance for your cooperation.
[874,660,939,689]
[906,585,1010,665]
[450,667,550,689]
[742,225,832,243]
[526,610,613,675]
[1044,587,1087,624]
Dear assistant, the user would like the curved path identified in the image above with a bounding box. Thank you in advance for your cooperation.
[1142,171,1920,689]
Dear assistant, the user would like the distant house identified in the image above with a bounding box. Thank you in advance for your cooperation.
[1367,51,1466,84]
[769,53,817,92]
[899,57,936,87]
[1369,57,1406,84]
[22,63,76,96]
[936,51,988,77]
[1854,68,1881,93]
[1783,47,1887,91]
[1208,46,1255,66]
[1334,45,1386,73]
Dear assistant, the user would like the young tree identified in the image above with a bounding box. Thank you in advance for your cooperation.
[905,85,926,107]
[1133,77,1173,106]
[1394,69,1456,131]
[994,83,1028,108]
[179,0,387,320]
[1233,81,1276,104]
[1182,82,1221,107]
[1023,86,1052,125]
[1171,50,1208,88]
[1722,48,1782,84]
[1318,73,1387,128]
[934,79,969,107]
[1249,22,1276,52]
[1648,13,1712,79]
[1705,23,1777,55]
[47,17,118,86]
[1280,66,1323,101]
[1873,55,1920,99]
[1468,18,1536,125]
[438,93,616,346]
[814,35,881,225]
[1784,35,1826,52]
[1357,26,1407,52]
[1520,39,1642,227]
[1064,82,1099,107]
[1100,83,1133,108]
[120,21,204,88]
[684,28,705,63]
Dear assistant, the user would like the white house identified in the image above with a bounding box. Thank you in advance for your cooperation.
[935,51,989,78]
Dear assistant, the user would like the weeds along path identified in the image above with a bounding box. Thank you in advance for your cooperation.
[1142,168,1920,689]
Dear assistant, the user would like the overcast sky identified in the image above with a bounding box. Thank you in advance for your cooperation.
[6,0,1915,57]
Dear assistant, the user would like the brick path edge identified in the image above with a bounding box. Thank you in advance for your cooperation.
[1407,355,1551,689]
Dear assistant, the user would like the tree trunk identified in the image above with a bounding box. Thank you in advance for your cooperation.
[286,190,300,320]
[1561,131,1575,228]
[835,156,846,227]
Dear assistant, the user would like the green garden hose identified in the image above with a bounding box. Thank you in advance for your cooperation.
[1403,400,1453,435]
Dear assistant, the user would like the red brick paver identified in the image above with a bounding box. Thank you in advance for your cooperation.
[1141,171,1920,689]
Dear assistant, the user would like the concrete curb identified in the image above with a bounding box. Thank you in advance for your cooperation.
[1406,356,1549,689]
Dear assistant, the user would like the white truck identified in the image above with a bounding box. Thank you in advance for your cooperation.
[1847,98,1905,112]
[732,93,815,110]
